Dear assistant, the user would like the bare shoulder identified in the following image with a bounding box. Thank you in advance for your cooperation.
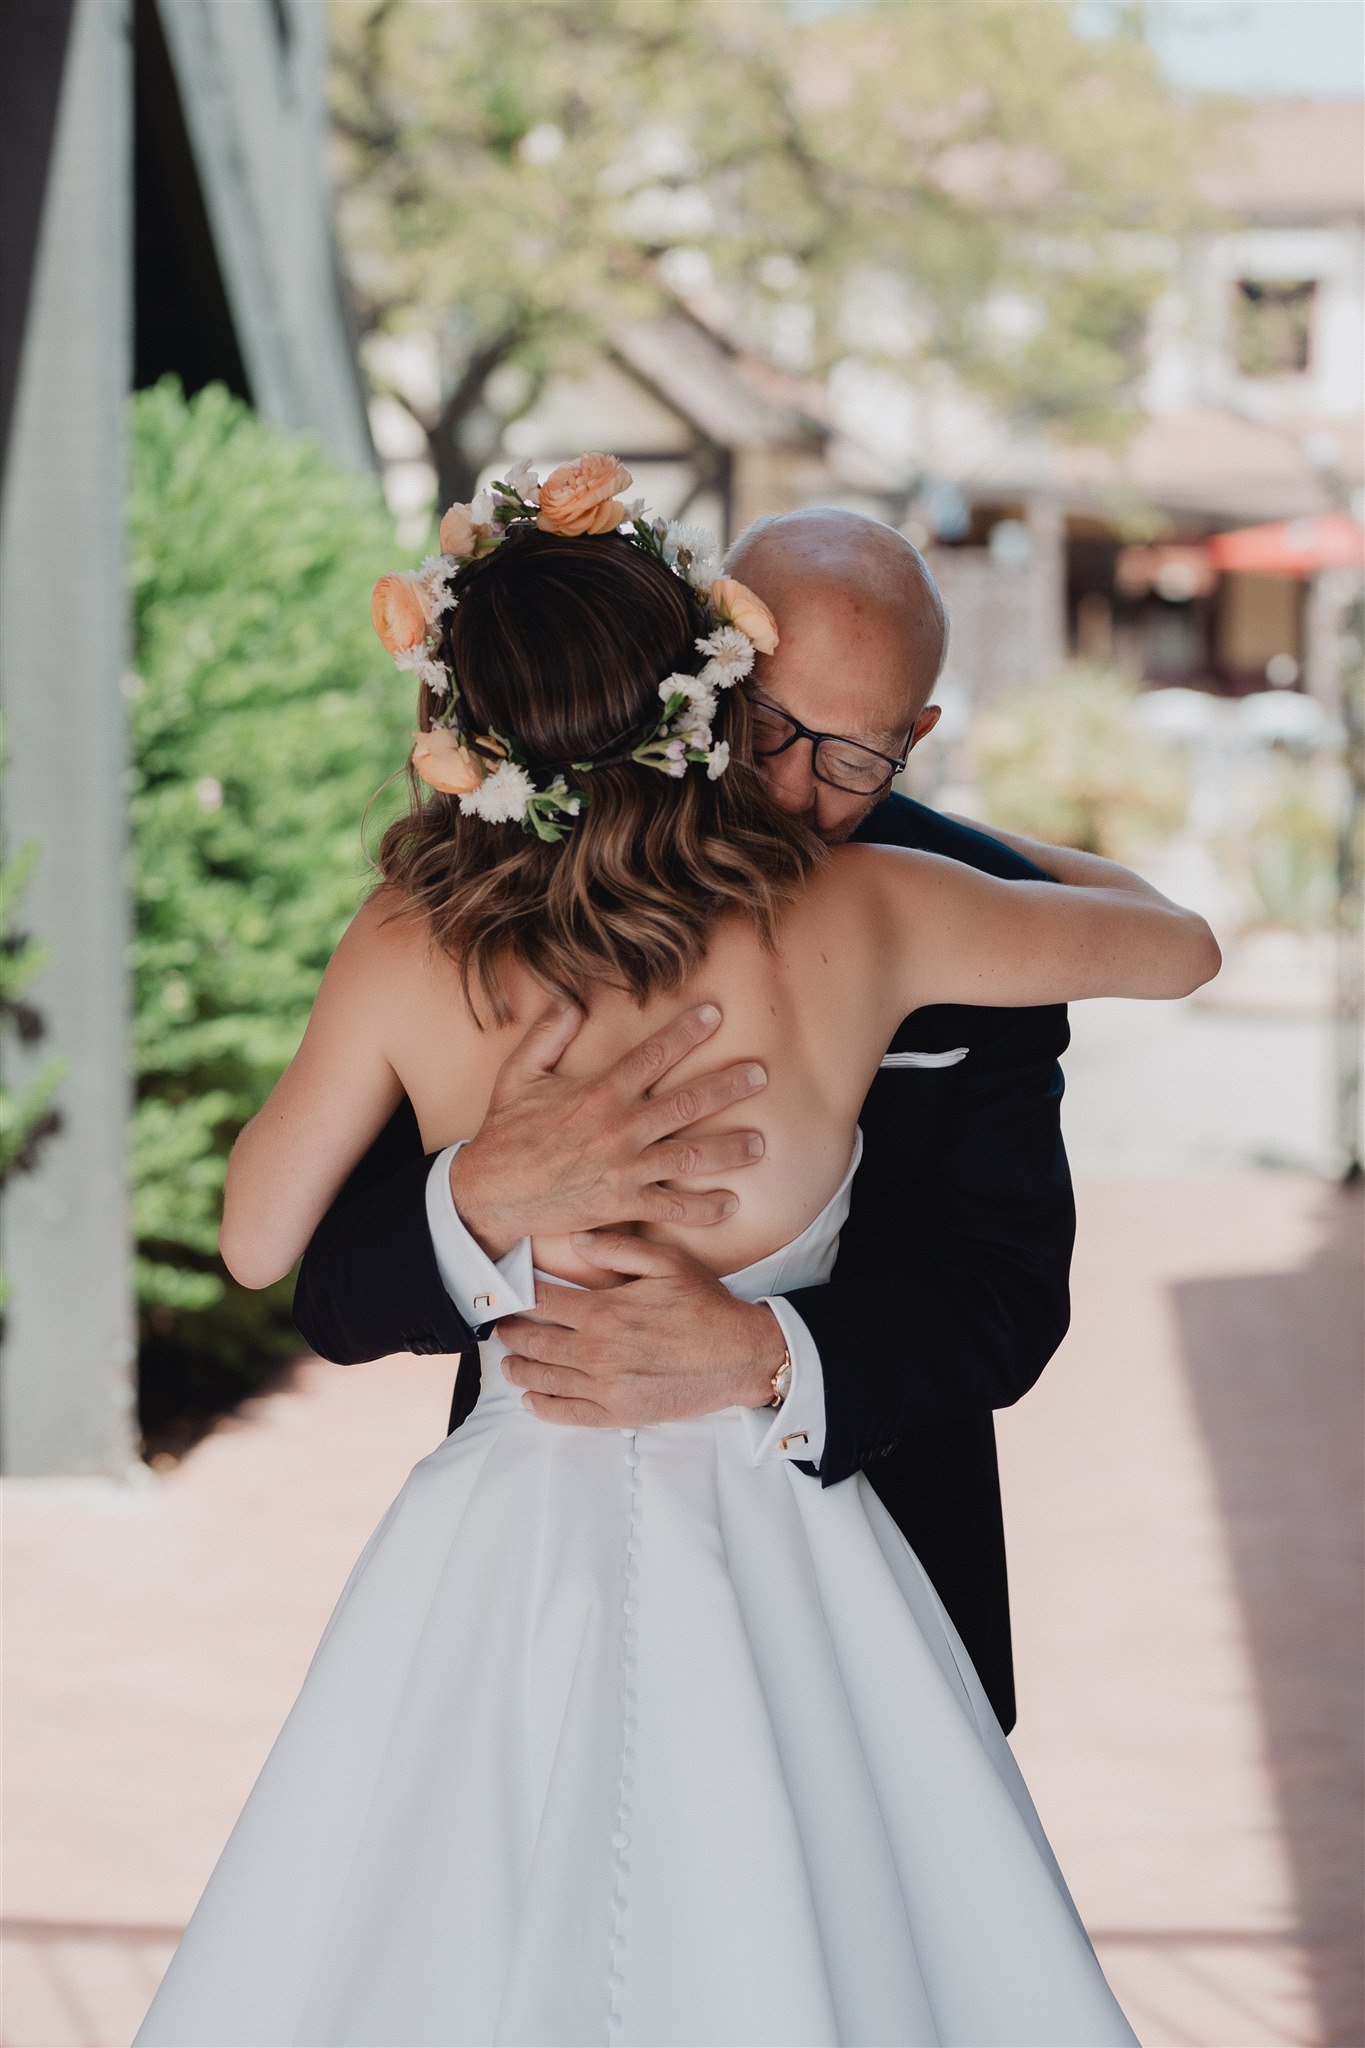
[334,883,429,965]
[316,884,439,1024]
[808,841,939,929]
[770,842,920,997]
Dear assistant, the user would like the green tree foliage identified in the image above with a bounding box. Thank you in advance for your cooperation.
[331,0,1205,501]
[970,665,1189,857]
[128,378,410,1441]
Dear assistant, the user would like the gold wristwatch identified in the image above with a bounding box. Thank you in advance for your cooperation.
[767,1345,792,1409]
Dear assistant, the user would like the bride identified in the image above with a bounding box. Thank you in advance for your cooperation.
[134,455,1216,2048]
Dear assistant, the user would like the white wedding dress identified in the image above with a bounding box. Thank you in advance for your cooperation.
[135,1131,1136,2048]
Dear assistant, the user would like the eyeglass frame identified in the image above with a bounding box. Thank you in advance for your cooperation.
[746,695,911,794]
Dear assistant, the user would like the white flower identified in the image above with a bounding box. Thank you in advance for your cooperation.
[416,555,458,619]
[694,626,753,685]
[459,759,535,823]
[622,496,647,521]
[393,641,452,697]
[707,740,731,780]
[502,459,541,505]
[469,488,498,526]
[661,671,718,720]
[662,520,721,589]
[680,713,714,748]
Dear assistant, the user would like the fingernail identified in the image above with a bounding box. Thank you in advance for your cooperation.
[698,1003,721,1027]
[571,1231,593,1246]
[746,1134,764,1157]
[721,1195,739,1216]
[747,1065,767,1087]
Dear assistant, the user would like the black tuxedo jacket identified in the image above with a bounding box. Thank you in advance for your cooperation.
[293,794,1075,1733]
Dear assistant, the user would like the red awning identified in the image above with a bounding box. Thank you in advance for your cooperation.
[1207,513,1365,578]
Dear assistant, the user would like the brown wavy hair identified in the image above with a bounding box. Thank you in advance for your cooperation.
[377,524,824,1023]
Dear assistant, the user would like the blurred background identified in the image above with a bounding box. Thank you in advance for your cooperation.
[2,3,1361,2044]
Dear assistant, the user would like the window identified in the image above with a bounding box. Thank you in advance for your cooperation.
[1232,279,1316,378]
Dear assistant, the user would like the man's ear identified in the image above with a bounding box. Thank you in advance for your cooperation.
[908,704,942,750]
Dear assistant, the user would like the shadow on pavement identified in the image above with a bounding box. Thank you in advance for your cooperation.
[1172,1181,1364,2048]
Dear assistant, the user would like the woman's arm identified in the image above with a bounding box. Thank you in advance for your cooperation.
[219,892,408,1290]
[857,838,1221,1015]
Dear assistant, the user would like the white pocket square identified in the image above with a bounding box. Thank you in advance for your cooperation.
[879,1047,969,1070]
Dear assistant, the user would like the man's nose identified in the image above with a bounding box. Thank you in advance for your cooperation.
[758,745,818,813]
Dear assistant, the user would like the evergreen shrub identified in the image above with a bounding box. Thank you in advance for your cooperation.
[129,378,411,1450]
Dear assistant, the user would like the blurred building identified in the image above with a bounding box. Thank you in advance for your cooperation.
[369,299,900,551]
[0,0,372,1475]
[387,97,1360,710]
[913,99,1365,703]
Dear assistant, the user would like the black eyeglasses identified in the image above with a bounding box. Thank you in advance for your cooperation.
[747,698,909,796]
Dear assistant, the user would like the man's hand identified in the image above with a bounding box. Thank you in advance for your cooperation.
[449,1001,768,1258]
[497,1233,788,1428]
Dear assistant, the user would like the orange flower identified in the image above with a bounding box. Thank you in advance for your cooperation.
[536,453,633,537]
[709,577,779,655]
[411,727,490,795]
[371,574,429,655]
[438,504,478,558]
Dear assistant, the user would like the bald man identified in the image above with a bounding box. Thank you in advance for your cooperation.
[294,508,1074,1735]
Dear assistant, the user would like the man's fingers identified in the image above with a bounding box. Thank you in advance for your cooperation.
[531,1279,595,1325]
[640,1128,765,1184]
[496,1316,587,1366]
[568,1229,702,1278]
[501,1355,595,1400]
[502,1000,584,1081]
[609,1003,724,1099]
[519,1391,613,1428]
[636,1185,740,1228]
[638,1059,768,1145]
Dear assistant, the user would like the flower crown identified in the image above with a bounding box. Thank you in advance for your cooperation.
[370,452,778,841]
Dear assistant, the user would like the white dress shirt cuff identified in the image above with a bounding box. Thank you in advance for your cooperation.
[425,1142,537,1332]
[742,1296,828,1469]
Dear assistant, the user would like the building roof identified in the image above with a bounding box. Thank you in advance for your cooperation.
[612,311,819,453]
[1199,98,1365,221]
[1060,407,1363,526]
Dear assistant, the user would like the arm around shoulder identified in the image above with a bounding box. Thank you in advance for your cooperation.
[855,841,1220,1015]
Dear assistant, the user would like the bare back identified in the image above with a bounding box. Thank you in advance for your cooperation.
[381,846,903,1286]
